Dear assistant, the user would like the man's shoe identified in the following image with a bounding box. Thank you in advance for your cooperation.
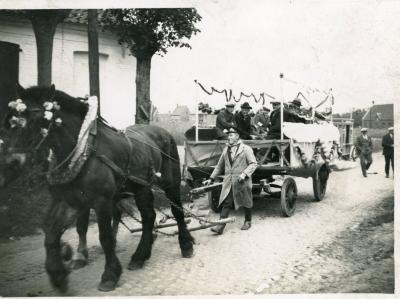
[241,221,251,230]
[210,224,225,235]
[363,174,367,177]
[386,174,389,178]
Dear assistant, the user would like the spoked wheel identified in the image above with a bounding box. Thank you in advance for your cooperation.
[313,166,330,201]
[280,177,298,217]
[208,189,222,213]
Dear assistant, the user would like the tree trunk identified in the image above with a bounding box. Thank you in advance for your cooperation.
[31,21,57,87]
[28,10,70,87]
[87,9,101,115]
[135,56,152,124]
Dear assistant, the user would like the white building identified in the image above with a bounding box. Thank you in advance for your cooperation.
[0,10,137,129]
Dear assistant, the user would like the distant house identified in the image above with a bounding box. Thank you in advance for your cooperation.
[171,105,190,121]
[362,103,394,129]
[0,10,136,129]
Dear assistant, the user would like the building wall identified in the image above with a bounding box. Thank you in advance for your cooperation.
[0,18,136,129]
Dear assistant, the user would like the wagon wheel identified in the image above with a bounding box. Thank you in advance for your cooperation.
[280,177,297,217]
[208,189,222,213]
[313,166,330,201]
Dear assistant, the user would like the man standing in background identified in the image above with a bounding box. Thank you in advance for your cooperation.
[382,127,394,178]
[355,128,373,177]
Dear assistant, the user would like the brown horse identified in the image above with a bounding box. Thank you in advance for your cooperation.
[2,83,194,292]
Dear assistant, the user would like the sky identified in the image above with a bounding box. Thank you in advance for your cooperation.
[149,0,400,114]
[2,0,399,117]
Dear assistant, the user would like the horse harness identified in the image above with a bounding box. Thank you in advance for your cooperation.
[47,118,156,188]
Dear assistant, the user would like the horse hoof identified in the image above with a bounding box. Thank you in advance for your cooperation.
[181,247,194,258]
[61,243,73,262]
[98,280,117,292]
[50,272,69,293]
[127,259,144,271]
[69,259,87,270]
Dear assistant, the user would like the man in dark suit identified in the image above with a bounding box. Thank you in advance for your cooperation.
[215,103,236,139]
[234,102,255,140]
[355,128,373,177]
[382,127,394,178]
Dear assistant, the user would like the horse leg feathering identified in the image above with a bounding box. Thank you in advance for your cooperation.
[43,200,77,293]
[95,198,122,292]
[69,209,90,270]
[128,186,156,270]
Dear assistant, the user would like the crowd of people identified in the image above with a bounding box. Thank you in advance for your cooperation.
[215,98,328,141]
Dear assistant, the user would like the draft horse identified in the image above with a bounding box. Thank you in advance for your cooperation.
[3,83,195,292]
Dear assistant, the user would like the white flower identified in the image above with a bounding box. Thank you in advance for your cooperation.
[9,116,19,128]
[18,117,27,128]
[43,101,54,111]
[40,128,48,137]
[15,103,27,113]
[52,101,61,111]
[44,111,53,121]
[15,99,23,104]
[55,118,63,126]
[8,101,17,109]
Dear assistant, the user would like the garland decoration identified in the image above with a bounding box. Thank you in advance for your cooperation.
[194,79,276,105]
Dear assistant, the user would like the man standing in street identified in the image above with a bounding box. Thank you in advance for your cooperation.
[355,128,373,177]
[382,127,394,178]
[215,102,236,139]
[203,127,258,234]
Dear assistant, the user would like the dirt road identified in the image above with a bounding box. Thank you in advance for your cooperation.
[0,153,394,296]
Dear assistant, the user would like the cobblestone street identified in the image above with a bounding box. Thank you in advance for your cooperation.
[0,153,394,296]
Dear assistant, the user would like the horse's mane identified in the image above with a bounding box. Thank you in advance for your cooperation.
[24,86,88,116]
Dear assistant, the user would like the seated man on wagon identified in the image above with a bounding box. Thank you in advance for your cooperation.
[215,102,236,139]
[266,100,308,140]
[234,102,257,140]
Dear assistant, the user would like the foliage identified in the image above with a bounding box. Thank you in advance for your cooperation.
[333,108,367,127]
[100,8,202,58]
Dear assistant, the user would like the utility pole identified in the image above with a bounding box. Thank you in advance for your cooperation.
[88,9,100,115]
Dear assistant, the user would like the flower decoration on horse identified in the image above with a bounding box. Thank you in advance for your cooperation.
[6,84,63,137]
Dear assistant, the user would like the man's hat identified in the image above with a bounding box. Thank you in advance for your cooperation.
[292,98,302,107]
[223,126,239,134]
[225,102,235,107]
[240,102,252,109]
[361,128,368,132]
[270,100,281,105]
[262,106,270,111]
[388,127,394,131]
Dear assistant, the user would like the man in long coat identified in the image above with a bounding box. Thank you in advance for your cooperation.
[382,127,394,178]
[253,107,270,135]
[204,127,258,234]
[355,128,373,177]
[215,103,236,139]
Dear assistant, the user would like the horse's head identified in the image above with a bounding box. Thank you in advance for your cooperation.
[2,83,58,166]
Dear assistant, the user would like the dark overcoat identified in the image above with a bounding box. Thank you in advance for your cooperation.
[382,133,394,156]
[210,141,258,209]
[216,109,235,139]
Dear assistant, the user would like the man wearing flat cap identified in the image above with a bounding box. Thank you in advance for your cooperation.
[234,102,255,140]
[382,127,394,178]
[355,128,373,177]
[215,102,236,139]
[203,126,258,234]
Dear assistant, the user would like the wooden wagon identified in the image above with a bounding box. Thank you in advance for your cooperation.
[183,122,342,217]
